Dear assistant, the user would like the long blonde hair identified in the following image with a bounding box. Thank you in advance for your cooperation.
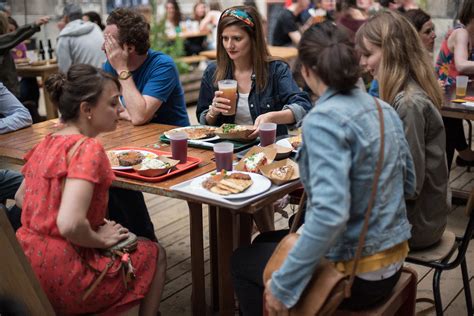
[356,10,443,109]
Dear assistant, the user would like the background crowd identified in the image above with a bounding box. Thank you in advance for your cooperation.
[0,0,472,315]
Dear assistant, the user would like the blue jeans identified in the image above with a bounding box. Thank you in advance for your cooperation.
[0,169,23,231]
[0,169,22,201]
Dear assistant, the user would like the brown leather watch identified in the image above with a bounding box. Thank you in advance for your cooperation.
[118,70,132,80]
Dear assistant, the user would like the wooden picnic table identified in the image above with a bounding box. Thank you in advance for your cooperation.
[200,45,298,61]
[442,85,474,200]
[0,119,301,315]
[16,62,59,120]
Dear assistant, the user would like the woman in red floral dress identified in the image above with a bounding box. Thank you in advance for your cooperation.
[14,64,166,315]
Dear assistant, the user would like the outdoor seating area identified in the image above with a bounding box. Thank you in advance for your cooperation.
[2,0,474,315]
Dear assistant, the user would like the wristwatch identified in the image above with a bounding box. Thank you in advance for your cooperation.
[118,70,132,80]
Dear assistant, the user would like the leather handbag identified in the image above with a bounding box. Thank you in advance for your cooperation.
[263,97,385,315]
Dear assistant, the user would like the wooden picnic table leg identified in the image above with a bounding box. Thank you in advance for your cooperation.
[217,207,235,316]
[188,202,206,316]
[208,205,219,311]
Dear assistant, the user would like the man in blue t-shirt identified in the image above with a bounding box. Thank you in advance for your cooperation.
[102,8,190,127]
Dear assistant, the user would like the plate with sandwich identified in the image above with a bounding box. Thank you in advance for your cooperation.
[215,124,256,142]
[107,149,158,170]
[190,170,271,199]
[164,125,219,141]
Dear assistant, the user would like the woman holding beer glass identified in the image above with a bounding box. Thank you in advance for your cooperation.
[196,5,312,138]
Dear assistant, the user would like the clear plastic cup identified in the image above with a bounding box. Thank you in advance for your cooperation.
[456,75,469,97]
[218,80,237,116]
[168,131,188,163]
[259,123,277,147]
[213,142,234,172]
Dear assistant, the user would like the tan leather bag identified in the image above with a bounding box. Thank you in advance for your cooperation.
[263,98,385,315]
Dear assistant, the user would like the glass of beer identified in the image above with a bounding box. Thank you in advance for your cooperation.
[218,80,237,116]
[456,75,469,98]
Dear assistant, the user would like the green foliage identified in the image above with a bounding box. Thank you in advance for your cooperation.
[149,0,189,74]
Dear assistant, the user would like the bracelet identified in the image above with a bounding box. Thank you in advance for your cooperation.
[208,105,217,119]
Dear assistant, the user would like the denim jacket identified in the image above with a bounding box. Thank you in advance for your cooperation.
[271,88,415,307]
[196,60,312,135]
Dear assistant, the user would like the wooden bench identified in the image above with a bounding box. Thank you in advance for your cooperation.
[0,205,55,315]
[180,69,204,106]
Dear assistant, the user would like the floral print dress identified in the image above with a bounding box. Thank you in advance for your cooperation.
[436,26,474,86]
[16,134,158,315]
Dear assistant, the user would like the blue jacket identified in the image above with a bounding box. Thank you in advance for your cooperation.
[271,87,415,307]
[196,60,312,135]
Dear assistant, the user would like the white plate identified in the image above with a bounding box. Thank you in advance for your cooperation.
[164,126,219,142]
[189,171,272,200]
[276,138,297,153]
[107,149,158,170]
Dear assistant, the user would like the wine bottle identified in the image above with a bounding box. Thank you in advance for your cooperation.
[38,40,45,60]
[47,39,54,60]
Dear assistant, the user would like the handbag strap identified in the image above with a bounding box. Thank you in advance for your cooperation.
[288,97,385,296]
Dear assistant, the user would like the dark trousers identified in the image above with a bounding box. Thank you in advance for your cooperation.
[231,233,402,315]
[19,77,43,123]
[443,117,469,169]
[107,188,157,242]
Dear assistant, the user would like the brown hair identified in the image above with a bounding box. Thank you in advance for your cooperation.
[299,21,359,91]
[166,0,182,27]
[215,5,273,91]
[459,0,474,26]
[45,64,120,122]
[106,8,150,55]
[355,10,443,108]
[0,12,9,35]
[403,9,431,32]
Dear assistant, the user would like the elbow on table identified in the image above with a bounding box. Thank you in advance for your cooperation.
[130,115,151,126]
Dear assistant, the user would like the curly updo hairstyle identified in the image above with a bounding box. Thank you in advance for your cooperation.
[45,64,120,122]
[298,21,360,92]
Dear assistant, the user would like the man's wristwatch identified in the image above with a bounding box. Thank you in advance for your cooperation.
[118,70,132,80]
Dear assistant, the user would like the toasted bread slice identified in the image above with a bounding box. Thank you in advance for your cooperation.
[210,186,232,195]
[219,178,253,192]
[217,182,241,194]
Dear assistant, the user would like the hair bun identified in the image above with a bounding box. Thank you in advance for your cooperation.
[45,73,67,105]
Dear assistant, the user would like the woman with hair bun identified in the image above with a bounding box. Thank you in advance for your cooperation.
[231,21,415,315]
[14,64,166,315]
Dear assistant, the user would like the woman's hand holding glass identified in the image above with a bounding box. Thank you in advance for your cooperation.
[209,90,233,116]
[97,219,129,248]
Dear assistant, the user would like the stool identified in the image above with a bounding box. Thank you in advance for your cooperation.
[334,267,418,316]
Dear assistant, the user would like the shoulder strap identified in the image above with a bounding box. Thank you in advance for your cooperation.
[62,137,87,191]
[345,97,385,295]
[66,137,87,165]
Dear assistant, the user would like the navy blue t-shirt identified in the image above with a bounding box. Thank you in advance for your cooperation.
[104,49,190,127]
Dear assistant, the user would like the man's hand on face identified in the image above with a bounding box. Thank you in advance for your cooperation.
[104,33,129,72]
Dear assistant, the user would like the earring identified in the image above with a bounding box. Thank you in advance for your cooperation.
[88,115,92,120]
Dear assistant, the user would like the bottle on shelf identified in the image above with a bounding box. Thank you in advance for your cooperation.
[38,40,45,60]
[47,39,54,60]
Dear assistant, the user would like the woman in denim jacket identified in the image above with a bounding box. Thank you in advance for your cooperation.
[196,5,312,138]
[231,22,415,315]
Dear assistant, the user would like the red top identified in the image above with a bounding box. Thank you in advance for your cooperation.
[17,134,158,315]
